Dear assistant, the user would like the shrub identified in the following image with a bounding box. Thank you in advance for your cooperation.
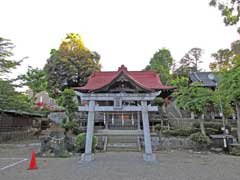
[190,132,211,145]
[192,122,231,134]
[230,146,240,156]
[205,128,220,135]
[61,119,77,131]
[75,133,98,153]
[155,124,161,131]
[193,121,221,129]
[162,128,199,137]
[230,128,238,139]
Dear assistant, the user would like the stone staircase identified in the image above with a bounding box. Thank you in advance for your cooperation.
[107,135,140,152]
[95,130,142,152]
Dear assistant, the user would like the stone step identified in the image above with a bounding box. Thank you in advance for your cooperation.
[95,129,143,136]
[107,143,139,152]
[108,136,138,144]
[106,148,140,152]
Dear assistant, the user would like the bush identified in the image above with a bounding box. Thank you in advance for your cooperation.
[205,128,220,135]
[193,122,221,129]
[230,146,240,156]
[72,127,81,135]
[75,133,98,153]
[162,128,199,137]
[230,128,238,139]
[192,122,231,134]
[155,124,161,131]
[61,119,77,131]
[190,132,211,145]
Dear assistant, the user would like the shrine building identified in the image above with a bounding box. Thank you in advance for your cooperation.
[74,65,175,161]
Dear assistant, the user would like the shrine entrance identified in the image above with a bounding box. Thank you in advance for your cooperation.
[106,112,139,130]
[74,65,175,162]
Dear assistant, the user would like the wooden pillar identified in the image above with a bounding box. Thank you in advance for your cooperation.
[122,112,124,126]
[137,111,141,130]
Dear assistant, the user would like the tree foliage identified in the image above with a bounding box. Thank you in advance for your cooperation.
[209,0,240,26]
[210,39,240,72]
[175,48,203,76]
[145,48,173,84]
[0,37,45,114]
[176,82,214,116]
[0,79,32,111]
[171,76,189,89]
[0,37,22,75]
[18,66,47,97]
[218,65,240,140]
[57,89,78,121]
[44,33,101,98]
[176,82,214,135]
[210,49,234,72]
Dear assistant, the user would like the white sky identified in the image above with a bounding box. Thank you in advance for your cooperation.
[1,0,239,76]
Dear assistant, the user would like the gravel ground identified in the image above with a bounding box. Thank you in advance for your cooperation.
[0,144,240,180]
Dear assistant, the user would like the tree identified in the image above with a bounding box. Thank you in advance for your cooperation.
[0,37,22,75]
[209,0,240,26]
[57,89,78,131]
[176,82,214,135]
[145,48,173,84]
[18,66,47,98]
[44,33,101,98]
[210,39,240,72]
[0,79,32,111]
[171,76,188,89]
[210,49,234,72]
[0,37,32,112]
[218,66,240,141]
[176,48,203,76]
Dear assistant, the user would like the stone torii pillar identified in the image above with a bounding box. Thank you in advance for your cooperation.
[141,100,156,161]
[80,100,95,162]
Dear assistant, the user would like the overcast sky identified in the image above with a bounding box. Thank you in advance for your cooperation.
[1,0,239,76]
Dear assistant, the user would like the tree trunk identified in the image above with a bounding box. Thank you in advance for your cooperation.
[235,101,240,143]
[199,114,206,136]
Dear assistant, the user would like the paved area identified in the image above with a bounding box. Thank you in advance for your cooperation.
[1,144,240,180]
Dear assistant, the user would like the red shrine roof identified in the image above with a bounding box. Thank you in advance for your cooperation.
[74,65,175,92]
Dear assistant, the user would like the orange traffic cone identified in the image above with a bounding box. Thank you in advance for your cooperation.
[28,150,38,170]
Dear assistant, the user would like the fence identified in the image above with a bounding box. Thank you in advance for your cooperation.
[0,127,38,143]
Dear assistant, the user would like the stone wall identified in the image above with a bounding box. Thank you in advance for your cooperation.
[140,135,194,150]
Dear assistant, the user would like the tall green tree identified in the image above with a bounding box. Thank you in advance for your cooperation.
[210,49,234,72]
[176,48,203,77]
[0,37,22,75]
[210,39,240,72]
[0,37,32,112]
[57,89,78,131]
[18,66,47,98]
[176,82,214,135]
[218,66,240,141]
[0,78,33,111]
[209,0,240,26]
[145,48,173,84]
[44,33,101,98]
[58,89,78,121]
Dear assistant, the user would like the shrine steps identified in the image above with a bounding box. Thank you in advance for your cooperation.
[95,129,143,136]
[106,134,141,152]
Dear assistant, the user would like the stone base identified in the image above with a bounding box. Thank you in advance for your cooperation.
[80,153,94,162]
[143,153,156,161]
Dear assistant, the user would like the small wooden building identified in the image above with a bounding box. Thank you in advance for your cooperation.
[0,109,46,142]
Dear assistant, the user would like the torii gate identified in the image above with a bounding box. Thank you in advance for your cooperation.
[75,91,161,162]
